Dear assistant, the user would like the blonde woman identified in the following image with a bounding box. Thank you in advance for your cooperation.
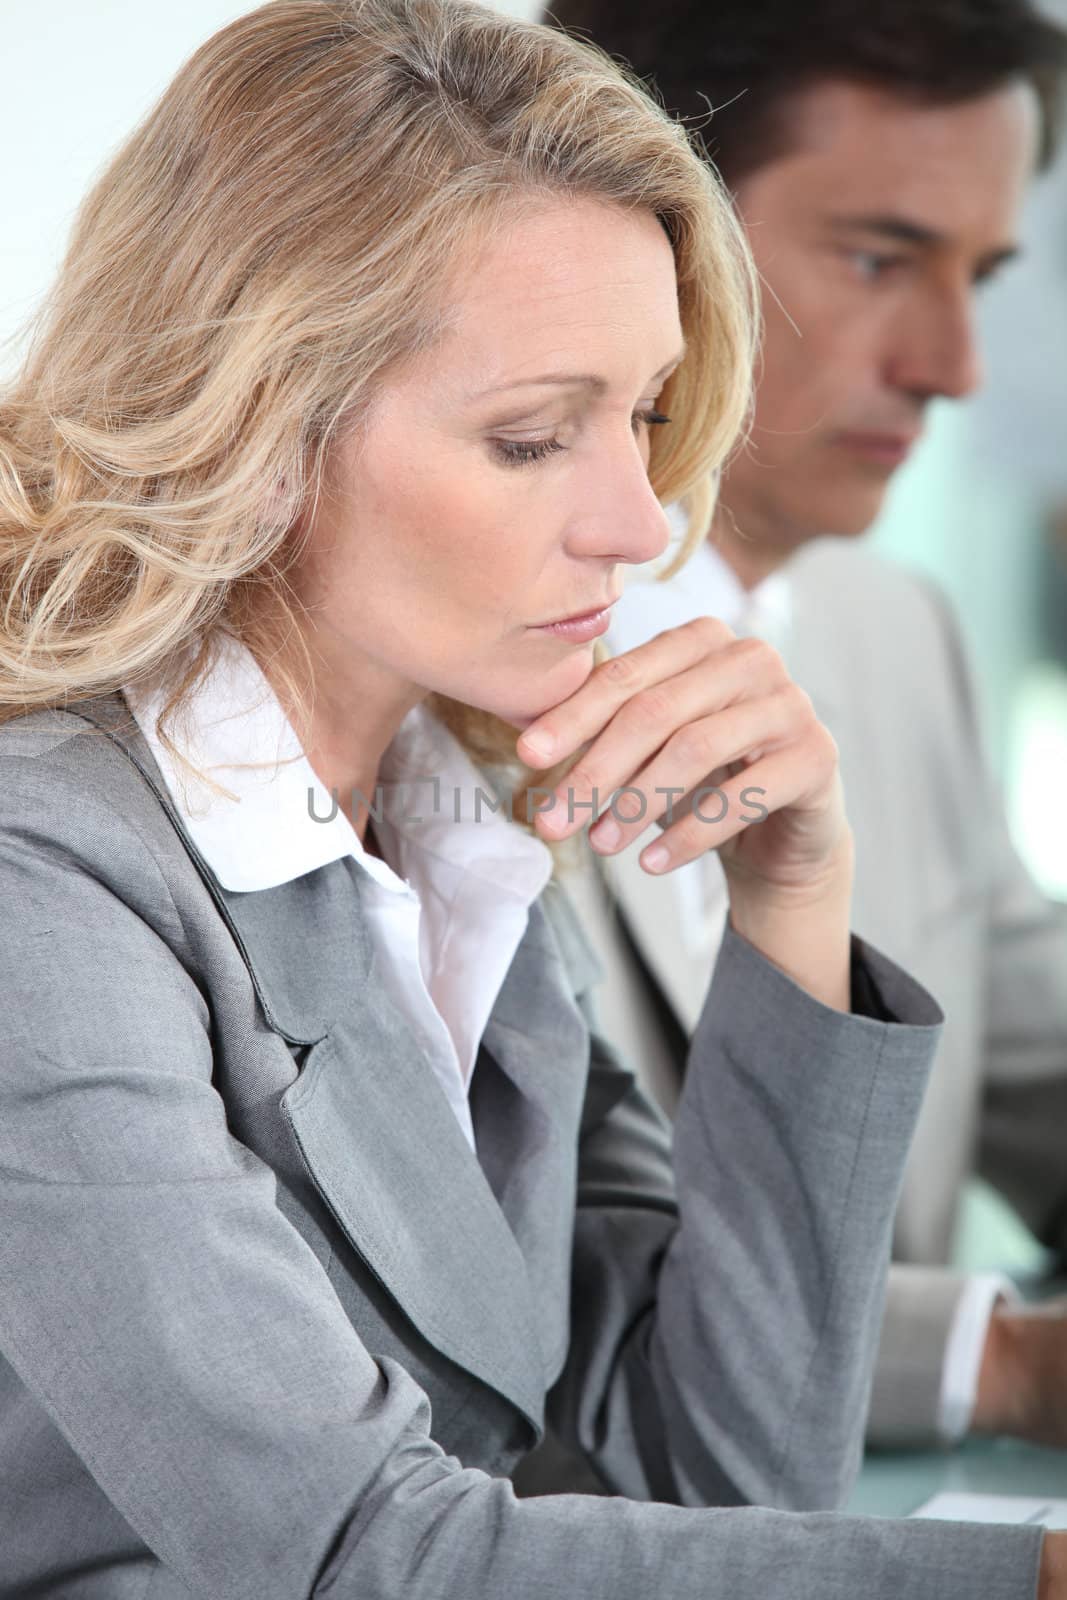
[0,3,1058,1597]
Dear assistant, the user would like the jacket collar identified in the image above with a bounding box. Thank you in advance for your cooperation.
[63,687,342,1045]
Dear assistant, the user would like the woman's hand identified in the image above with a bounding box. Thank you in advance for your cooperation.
[517,615,850,894]
[516,615,856,1010]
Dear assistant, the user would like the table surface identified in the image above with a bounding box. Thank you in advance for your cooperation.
[850,1437,1067,1518]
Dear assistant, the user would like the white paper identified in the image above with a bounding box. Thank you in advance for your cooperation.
[912,1492,1067,1529]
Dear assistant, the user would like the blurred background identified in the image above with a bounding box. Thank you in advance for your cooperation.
[3,0,1065,1269]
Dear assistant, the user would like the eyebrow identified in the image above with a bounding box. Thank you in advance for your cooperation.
[824,212,1020,273]
[468,346,687,403]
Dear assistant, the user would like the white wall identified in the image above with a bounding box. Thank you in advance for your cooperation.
[0,0,538,377]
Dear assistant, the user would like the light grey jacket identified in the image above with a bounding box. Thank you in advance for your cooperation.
[0,690,1045,1599]
[589,540,1067,1445]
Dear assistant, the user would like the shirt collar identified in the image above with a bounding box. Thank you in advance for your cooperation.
[608,510,792,656]
[122,632,552,907]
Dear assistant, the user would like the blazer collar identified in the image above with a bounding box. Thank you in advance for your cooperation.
[63,689,338,1044]
[62,690,582,1427]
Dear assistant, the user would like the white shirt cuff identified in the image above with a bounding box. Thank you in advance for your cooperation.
[936,1272,1023,1441]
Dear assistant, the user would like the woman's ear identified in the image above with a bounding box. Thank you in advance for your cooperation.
[264,477,312,546]
[263,477,290,525]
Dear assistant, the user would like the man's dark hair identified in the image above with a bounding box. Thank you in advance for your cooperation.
[543,0,1067,182]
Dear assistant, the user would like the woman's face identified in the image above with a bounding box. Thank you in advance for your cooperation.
[292,196,685,728]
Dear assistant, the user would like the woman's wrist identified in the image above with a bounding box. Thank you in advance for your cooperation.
[725,833,855,1013]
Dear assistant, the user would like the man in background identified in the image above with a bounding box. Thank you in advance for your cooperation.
[539,0,1067,1457]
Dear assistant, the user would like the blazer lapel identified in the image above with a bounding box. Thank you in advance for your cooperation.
[778,543,845,726]
[61,690,553,1429]
[280,971,548,1428]
[477,895,595,1371]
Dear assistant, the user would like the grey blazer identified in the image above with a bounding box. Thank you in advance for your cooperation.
[590,539,1067,1445]
[0,690,1044,1599]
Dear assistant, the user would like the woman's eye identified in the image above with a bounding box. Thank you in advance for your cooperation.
[633,408,671,434]
[490,436,566,467]
[490,410,671,469]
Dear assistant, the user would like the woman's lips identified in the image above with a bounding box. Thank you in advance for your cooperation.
[532,604,616,643]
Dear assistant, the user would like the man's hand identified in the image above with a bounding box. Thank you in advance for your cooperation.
[974,1298,1067,1446]
[1039,1531,1067,1598]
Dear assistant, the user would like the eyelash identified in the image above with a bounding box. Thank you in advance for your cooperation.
[491,410,672,468]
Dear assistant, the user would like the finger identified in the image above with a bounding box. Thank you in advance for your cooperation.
[534,645,792,840]
[578,686,807,854]
[517,615,738,767]
[635,736,833,875]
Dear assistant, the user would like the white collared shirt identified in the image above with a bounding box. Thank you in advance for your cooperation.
[611,532,792,659]
[122,632,552,1155]
[608,532,1011,1444]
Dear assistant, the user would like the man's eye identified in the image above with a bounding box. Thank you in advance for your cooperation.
[974,263,1006,291]
[847,250,906,282]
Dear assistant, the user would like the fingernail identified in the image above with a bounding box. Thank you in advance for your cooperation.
[641,842,670,873]
[537,794,568,834]
[591,815,621,851]
[520,729,555,761]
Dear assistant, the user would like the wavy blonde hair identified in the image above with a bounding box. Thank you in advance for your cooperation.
[0,0,757,810]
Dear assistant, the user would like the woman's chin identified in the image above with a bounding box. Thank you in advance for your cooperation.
[539,649,600,708]
[448,647,598,733]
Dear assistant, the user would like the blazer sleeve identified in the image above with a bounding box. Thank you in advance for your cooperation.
[850,581,1067,1451]
[0,757,1045,1600]
[977,803,1067,1259]
[867,1264,975,1446]
[920,581,1067,1259]
[540,882,952,1513]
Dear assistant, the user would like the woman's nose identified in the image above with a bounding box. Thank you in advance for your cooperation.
[564,457,673,567]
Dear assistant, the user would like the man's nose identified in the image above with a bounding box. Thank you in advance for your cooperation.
[890,284,983,403]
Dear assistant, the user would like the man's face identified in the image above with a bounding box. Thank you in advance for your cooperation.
[720,78,1039,579]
